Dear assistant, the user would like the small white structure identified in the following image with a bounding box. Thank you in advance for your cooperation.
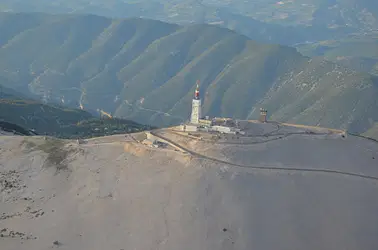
[199,118,213,127]
[210,125,243,135]
[211,125,235,134]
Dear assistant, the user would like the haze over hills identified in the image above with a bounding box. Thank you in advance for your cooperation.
[0,12,377,133]
[2,0,378,73]
[2,0,378,29]
[296,33,378,75]
[2,0,378,78]
[1,0,377,41]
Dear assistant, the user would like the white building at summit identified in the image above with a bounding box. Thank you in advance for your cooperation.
[190,80,201,125]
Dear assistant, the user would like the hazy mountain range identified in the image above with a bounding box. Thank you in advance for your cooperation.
[1,0,377,75]
[2,0,377,31]
[297,32,378,75]
[0,12,377,134]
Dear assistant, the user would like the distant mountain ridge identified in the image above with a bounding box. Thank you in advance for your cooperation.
[2,1,377,77]
[0,12,377,134]
[1,0,377,42]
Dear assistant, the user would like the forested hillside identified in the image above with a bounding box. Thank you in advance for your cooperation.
[0,12,377,133]
[2,1,377,75]
[0,83,151,138]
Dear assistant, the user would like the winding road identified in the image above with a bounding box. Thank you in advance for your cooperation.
[150,130,378,181]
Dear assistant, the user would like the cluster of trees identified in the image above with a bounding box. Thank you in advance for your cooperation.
[48,118,154,139]
[0,121,35,135]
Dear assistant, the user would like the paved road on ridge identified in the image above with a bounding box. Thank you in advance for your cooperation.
[150,130,378,181]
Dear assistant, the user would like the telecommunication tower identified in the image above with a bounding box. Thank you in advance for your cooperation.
[190,80,202,124]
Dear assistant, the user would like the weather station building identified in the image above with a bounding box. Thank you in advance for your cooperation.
[259,108,268,123]
[180,81,243,134]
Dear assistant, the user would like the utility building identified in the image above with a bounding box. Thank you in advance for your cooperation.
[199,119,213,127]
[259,108,268,123]
[190,81,202,125]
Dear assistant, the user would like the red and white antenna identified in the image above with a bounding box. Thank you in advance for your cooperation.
[194,80,200,99]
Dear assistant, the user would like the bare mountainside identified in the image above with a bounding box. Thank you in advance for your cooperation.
[1,122,378,250]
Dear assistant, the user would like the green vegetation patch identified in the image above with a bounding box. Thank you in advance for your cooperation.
[54,118,154,139]
[22,137,77,171]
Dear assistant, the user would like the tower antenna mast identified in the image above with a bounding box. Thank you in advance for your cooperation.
[194,80,200,99]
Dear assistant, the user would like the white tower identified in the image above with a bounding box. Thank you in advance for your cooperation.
[190,80,202,124]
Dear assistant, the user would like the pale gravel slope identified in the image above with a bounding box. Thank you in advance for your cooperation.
[0,130,378,250]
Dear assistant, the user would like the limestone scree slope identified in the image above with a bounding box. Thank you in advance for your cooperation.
[1,126,378,250]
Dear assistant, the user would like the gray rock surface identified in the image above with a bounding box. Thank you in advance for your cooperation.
[0,125,378,250]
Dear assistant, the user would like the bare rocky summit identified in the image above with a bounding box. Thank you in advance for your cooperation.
[1,122,378,250]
